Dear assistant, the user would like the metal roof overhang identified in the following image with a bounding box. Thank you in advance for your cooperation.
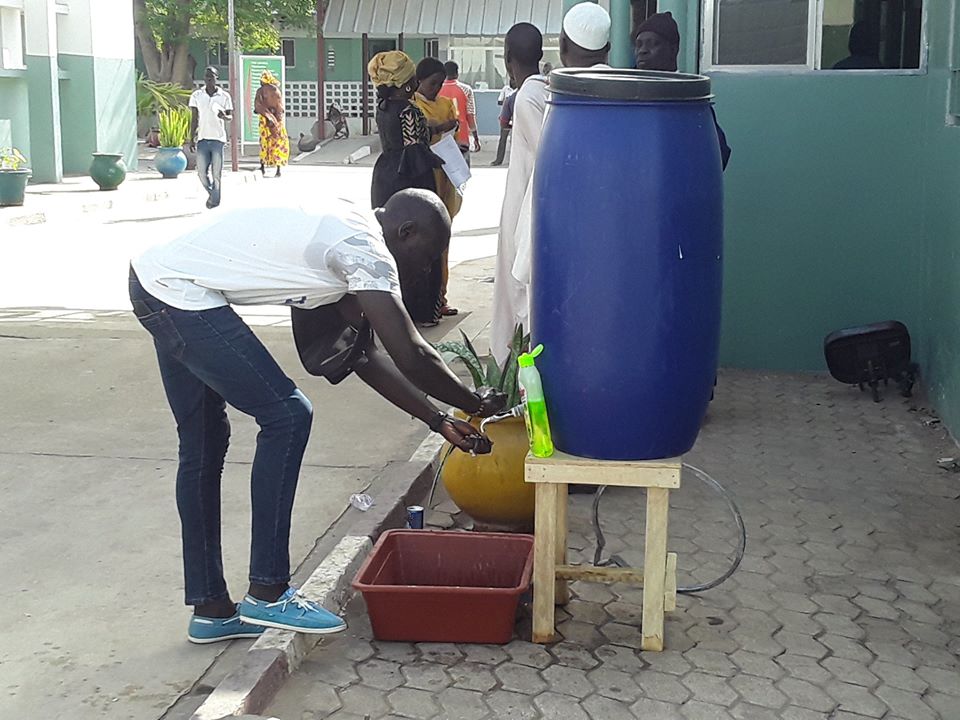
[323,0,564,38]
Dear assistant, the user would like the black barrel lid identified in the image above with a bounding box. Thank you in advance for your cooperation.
[549,67,712,102]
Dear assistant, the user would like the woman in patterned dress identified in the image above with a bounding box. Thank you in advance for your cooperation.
[368,51,445,327]
[255,70,290,177]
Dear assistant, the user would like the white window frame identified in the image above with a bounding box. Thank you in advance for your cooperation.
[0,4,25,71]
[701,0,928,75]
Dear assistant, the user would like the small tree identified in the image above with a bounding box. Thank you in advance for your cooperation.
[134,0,319,87]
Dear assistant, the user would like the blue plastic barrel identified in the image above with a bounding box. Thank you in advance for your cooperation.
[531,69,723,461]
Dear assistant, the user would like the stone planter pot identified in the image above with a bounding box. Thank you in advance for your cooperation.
[0,168,31,207]
[441,413,535,532]
[155,146,187,179]
[89,152,127,191]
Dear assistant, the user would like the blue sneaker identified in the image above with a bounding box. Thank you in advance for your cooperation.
[239,587,347,634]
[187,605,266,644]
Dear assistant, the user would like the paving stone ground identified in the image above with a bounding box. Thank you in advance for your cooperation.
[267,369,960,720]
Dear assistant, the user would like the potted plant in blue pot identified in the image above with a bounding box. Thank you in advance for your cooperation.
[155,107,190,178]
[0,147,31,207]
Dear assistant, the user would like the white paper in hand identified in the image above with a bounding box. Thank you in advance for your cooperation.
[431,132,472,194]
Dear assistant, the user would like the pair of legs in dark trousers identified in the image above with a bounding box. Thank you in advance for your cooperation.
[129,268,312,608]
[492,128,511,165]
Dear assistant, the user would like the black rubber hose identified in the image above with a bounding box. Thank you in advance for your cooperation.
[592,463,746,593]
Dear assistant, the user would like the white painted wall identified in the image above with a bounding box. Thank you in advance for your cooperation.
[23,0,56,56]
[89,0,134,59]
[56,0,91,55]
[57,0,134,59]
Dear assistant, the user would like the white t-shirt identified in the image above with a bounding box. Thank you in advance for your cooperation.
[189,87,234,142]
[131,199,401,311]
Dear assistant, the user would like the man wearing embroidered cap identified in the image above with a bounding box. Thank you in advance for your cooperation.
[560,1,612,68]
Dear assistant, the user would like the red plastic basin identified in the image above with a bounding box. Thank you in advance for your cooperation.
[352,529,534,644]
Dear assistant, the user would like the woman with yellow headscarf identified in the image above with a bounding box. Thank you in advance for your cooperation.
[413,57,461,317]
[369,50,445,326]
[255,69,289,177]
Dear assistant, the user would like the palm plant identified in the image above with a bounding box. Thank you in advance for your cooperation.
[136,73,191,120]
[436,325,529,408]
[158,107,192,148]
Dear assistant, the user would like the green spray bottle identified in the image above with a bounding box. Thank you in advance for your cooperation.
[518,344,554,458]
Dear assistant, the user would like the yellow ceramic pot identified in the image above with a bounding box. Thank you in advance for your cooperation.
[441,412,535,530]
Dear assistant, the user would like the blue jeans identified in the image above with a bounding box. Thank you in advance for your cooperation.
[129,268,313,605]
[196,139,224,208]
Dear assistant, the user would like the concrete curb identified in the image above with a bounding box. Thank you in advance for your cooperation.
[5,171,261,228]
[188,440,444,720]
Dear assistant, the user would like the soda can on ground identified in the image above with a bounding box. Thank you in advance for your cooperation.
[407,505,424,529]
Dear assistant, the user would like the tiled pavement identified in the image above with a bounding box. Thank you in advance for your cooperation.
[266,369,960,720]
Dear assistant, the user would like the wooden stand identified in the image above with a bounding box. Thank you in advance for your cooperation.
[525,451,681,651]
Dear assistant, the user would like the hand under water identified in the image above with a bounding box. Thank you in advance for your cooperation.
[440,416,493,455]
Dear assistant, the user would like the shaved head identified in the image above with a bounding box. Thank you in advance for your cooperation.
[377,189,452,276]
[505,23,544,67]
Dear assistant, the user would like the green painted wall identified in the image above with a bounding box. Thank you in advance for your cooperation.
[0,76,31,161]
[25,54,61,182]
[916,1,960,433]
[58,55,137,175]
[711,73,925,372]
[92,57,138,165]
[57,55,97,175]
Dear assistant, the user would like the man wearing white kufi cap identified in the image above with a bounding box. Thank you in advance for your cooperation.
[501,2,613,348]
[560,1,611,68]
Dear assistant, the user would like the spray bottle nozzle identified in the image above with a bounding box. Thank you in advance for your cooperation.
[518,344,544,368]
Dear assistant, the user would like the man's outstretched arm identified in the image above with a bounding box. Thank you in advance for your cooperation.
[353,344,489,452]
[354,290,483,413]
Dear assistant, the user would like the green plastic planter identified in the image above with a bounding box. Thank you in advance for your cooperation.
[0,169,31,207]
[89,152,127,191]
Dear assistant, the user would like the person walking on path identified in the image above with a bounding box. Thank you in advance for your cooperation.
[414,57,463,318]
[490,23,547,364]
[491,80,517,166]
[368,50,445,327]
[129,190,505,644]
[189,66,233,209]
[255,70,289,178]
[439,61,481,164]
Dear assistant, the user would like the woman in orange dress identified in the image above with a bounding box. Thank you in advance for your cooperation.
[413,57,461,316]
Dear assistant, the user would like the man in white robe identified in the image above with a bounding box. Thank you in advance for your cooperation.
[501,3,613,362]
[490,23,548,364]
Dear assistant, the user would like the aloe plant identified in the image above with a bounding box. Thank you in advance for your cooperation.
[436,324,529,408]
[158,107,192,148]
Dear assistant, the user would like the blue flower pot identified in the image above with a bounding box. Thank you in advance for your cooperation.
[156,146,187,179]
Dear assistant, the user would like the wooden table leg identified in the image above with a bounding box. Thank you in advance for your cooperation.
[555,482,569,606]
[533,483,559,643]
[641,487,669,651]
[665,551,678,612]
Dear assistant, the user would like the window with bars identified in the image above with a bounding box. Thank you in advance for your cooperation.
[703,0,924,71]
[206,43,229,67]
